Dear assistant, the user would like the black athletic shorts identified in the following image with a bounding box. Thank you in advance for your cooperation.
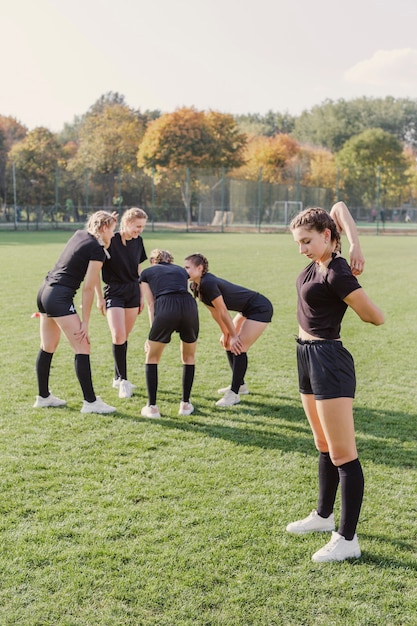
[149,293,199,344]
[242,293,273,323]
[104,282,140,309]
[37,282,77,318]
[296,338,356,400]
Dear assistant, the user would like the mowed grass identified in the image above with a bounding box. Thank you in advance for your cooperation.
[0,230,416,626]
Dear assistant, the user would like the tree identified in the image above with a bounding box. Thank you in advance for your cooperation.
[298,146,337,190]
[69,102,145,208]
[137,107,247,222]
[230,134,300,184]
[0,116,27,209]
[336,128,410,208]
[9,127,65,221]
[235,110,296,138]
[293,97,417,152]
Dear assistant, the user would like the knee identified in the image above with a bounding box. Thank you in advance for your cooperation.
[112,332,126,344]
[314,437,329,454]
[181,356,195,365]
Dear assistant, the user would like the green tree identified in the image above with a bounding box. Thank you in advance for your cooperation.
[0,116,27,210]
[137,107,247,223]
[336,128,410,209]
[69,101,145,208]
[235,110,295,137]
[293,97,417,152]
[9,127,65,221]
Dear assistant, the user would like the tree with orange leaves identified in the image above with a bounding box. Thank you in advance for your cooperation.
[137,107,246,223]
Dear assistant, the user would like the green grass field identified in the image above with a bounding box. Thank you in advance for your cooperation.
[0,230,416,625]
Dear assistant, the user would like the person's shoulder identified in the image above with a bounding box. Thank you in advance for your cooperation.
[329,254,351,272]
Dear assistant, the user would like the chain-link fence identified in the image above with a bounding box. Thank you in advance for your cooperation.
[2,166,417,232]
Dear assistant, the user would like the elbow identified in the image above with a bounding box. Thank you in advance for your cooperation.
[365,311,385,326]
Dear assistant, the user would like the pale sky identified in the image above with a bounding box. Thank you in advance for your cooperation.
[2,0,417,132]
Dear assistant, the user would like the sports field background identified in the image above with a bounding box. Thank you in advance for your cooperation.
[0,230,416,625]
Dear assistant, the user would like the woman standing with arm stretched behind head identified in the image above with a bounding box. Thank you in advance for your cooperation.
[184,253,273,407]
[287,207,384,562]
[34,211,118,414]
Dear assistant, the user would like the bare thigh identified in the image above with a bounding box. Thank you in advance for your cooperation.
[145,340,166,364]
[180,341,197,365]
[301,393,358,465]
[107,307,138,343]
[39,314,61,352]
[236,317,268,352]
[55,314,91,354]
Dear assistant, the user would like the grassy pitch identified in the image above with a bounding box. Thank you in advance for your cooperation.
[0,230,416,625]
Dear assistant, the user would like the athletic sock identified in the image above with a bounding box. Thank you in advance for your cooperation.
[74,354,96,403]
[231,352,248,394]
[112,341,127,380]
[145,364,158,406]
[182,364,195,403]
[36,349,53,397]
[317,451,340,518]
[226,350,245,386]
[337,458,364,540]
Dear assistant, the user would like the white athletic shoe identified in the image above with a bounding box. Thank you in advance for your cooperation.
[286,510,335,535]
[80,397,116,414]
[311,532,361,563]
[217,383,249,395]
[113,377,136,388]
[141,404,160,418]
[215,389,240,407]
[178,401,194,416]
[119,379,134,399]
[33,393,66,408]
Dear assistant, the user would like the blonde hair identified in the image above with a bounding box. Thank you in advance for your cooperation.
[149,248,174,264]
[120,207,148,234]
[85,210,117,239]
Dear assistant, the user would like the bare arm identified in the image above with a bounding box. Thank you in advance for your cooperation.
[138,263,145,314]
[330,201,365,276]
[76,260,103,342]
[141,282,155,326]
[94,274,106,316]
[344,288,384,325]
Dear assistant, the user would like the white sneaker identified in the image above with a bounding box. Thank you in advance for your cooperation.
[33,393,66,408]
[215,389,240,407]
[80,397,116,414]
[141,404,160,418]
[113,377,136,390]
[217,383,249,395]
[119,379,134,398]
[286,510,335,534]
[312,531,361,562]
[179,401,194,416]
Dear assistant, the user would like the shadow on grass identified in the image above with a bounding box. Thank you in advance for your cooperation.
[115,393,417,469]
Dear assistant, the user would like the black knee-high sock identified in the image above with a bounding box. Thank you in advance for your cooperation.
[145,364,158,405]
[74,354,96,403]
[231,352,248,394]
[182,364,195,403]
[36,349,53,397]
[317,452,340,518]
[337,458,364,540]
[112,342,127,380]
[227,350,245,386]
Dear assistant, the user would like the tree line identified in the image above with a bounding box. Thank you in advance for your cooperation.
[1,92,417,223]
